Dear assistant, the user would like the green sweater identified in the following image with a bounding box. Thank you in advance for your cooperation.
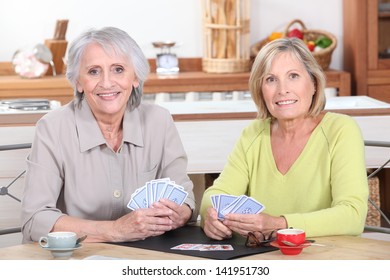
[200,112,369,237]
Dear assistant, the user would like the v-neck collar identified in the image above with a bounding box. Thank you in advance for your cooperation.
[265,113,329,177]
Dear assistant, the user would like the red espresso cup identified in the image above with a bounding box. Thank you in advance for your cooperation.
[276,228,306,255]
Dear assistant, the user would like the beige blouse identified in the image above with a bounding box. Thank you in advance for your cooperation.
[21,99,195,242]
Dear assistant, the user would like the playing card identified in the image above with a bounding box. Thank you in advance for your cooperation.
[220,195,247,216]
[151,181,158,202]
[146,182,154,207]
[217,194,238,220]
[155,181,168,201]
[127,178,188,210]
[171,244,234,251]
[127,198,140,210]
[198,244,234,251]
[167,185,188,205]
[231,197,265,214]
[161,183,175,199]
[150,178,170,202]
[211,195,219,209]
[171,243,203,250]
[132,185,148,209]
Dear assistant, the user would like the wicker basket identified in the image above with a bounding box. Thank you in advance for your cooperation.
[367,176,381,227]
[250,19,337,70]
[202,58,251,73]
[201,0,251,73]
[250,38,269,60]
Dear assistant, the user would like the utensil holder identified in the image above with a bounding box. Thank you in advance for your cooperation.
[44,39,68,75]
[201,0,250,73]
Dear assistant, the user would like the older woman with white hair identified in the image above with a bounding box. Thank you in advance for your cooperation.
[21,27,195,243]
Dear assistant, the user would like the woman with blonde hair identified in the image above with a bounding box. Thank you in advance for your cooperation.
[200,38,368,241]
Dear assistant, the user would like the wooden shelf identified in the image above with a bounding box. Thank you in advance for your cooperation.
[145,69,350,95]
[0,75,73,105]
[145,71,250,93]
[145,58,351,95]
[0,58,351,104]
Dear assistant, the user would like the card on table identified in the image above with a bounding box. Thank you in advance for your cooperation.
[198,244,234,251]
[170,243,202,250]
[171,243,234,251]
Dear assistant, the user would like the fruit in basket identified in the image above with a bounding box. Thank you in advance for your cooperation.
[268,32,283,41]
[287,28,304,40]
[304,36,333,52]
[306,41,315,52]
[315,36,332,48]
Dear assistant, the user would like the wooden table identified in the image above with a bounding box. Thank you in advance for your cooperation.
[0,234,389,260]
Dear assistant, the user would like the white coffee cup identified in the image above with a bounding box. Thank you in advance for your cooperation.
[39,231,77,249]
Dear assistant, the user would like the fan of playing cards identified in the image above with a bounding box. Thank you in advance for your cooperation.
[127,178,188,210]
[211,194,265,220]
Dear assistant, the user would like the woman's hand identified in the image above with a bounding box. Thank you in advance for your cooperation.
[222,212,287,236]
[152,199,193,230]
[112,207,173,242]
[203,206,233,240]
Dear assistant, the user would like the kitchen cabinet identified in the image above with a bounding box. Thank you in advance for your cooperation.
[343,0,390,102]
[344,0,390,227]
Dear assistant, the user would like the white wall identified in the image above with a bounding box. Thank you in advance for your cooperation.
[0,0,343,69]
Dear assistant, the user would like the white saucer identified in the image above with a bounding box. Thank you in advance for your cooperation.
[43,244,82,258]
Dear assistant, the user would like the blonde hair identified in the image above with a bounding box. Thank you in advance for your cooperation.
[249,37,326,119]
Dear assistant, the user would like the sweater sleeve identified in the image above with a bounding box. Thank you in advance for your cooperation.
[199,120,260,226]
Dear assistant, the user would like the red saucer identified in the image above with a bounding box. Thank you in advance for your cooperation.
[270,241,311,249]
[270,241,310,255]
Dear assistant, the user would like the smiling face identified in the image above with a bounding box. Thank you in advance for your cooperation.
[261,52,316,121]
[76,42,139,120]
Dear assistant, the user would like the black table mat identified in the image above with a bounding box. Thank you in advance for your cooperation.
[110,226,278,260]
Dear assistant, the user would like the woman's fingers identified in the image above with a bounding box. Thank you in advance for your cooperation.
[203,207,232,240]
